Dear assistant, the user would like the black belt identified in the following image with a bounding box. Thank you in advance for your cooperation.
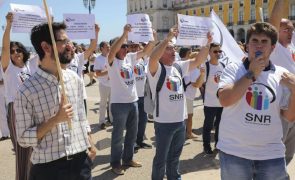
[56,151,86,162]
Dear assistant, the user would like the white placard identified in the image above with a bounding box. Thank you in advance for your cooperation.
[63,14,95,40]
[10,3,49,33]
[210,10,245,65]
[176,14,213,46]
[127,14,153,43]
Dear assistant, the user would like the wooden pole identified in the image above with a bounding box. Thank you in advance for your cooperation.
[259,7,264,23]
[42,0,72,129]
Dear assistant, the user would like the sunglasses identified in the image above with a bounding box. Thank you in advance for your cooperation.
[10,49,22,54]
[213,50,222,54]
[121,44,128,49]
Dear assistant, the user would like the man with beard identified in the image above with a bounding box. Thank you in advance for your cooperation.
[14,22,96,180]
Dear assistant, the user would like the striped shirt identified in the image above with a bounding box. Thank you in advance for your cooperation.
[14,67,91,164]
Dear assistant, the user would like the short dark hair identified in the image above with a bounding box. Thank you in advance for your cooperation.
[246,22,278,45]
[30,22,67,60]
[210,42,221,50]
[99,41,108,50]
[179,47,191,58]
[10,41,30,64]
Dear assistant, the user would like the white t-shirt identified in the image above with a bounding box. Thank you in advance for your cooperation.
[134,57,148,97]
[4,58,38,104]
[94,54,109,87]
[204,62,224,107]
[107,53,138,103]
[68,53,85,78]
[217,60,290,160]
[270,42,295,74]
[184,68,200,100]
[147,61,190,123]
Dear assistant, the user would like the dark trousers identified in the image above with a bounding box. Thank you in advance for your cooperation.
[29,151,92,180]
[136,97,148,144]
[202,106,223,149]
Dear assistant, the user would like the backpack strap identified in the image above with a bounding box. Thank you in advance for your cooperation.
[172,63,182,77]
[155,62,166,117]
[205,61,210,83]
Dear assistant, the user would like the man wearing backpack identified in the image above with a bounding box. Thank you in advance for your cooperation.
[202,42,225,155]
[107,24,156,175]
[148,26,212,180]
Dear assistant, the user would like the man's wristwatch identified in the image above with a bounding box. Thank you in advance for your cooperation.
[245,71,256,82]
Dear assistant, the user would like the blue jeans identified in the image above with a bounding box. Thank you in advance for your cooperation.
[110,102,138,168]
[152,121,185,180]
[219,151,289,180]
[136,97,148,144]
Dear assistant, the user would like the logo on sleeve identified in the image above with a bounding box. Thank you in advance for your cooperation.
[120,64,133,79]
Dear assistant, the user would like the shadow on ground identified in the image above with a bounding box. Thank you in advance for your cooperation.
[179,151,220,175]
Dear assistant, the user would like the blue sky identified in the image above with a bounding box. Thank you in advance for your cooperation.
[0,0,127,46]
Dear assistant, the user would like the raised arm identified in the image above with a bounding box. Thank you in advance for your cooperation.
[149,26,177,76]
[280,72,295,122]
[188,32,212,71]
[1,13,13,72]
[269,0,288,30]
[136,29,157,59]
[108,24,131,65]
[218,56,265,107]
[83,24,100,60]
[191,67,205,88]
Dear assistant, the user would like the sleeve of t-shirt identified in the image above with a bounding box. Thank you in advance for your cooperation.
[190,69,201,82]
[218,63,239,89]
[175,60,190,77]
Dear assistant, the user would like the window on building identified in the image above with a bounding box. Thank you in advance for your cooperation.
[135,1,137,11]
[263,6,268,19]
[229,10,233,23]
[291,4,295,16]
[150,0,153,8]
[219,5,222,11]
[145,0,147,9]
[210,6,213,12]
[251,6,256,20]
[201,8,204,13]
[263,0,268,3]
[251,0,255,5]
[229,3,232,9]
[219,13,223,21]
[140,0,142,10]
[240,2,244,7]
[186,10,188,15]
[239,9,244,21]
[193,9,196,15]
[163,0,167,8]
[163,16,169,28]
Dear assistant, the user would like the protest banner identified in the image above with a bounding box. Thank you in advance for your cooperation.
[64,14,95,39]
[127,14,153,43]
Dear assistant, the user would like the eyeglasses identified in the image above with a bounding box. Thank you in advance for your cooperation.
[10,49,22,54]
[56,39,71,45]
[129,44,139,48]
[121,44,128,49]
[213,50,222,54]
